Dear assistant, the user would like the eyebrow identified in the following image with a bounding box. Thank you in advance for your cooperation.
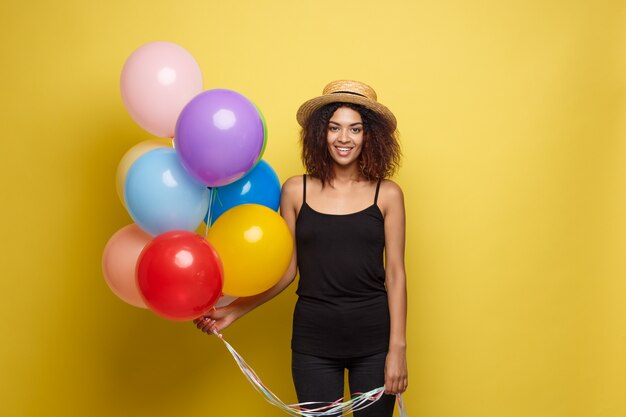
[328,121,363,126]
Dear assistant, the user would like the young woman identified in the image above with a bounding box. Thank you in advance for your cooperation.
[196,80,408,417]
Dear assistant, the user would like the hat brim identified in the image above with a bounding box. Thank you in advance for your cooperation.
[296,93,397,130]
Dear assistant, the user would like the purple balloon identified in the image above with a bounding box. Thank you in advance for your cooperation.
[175,89,264,187]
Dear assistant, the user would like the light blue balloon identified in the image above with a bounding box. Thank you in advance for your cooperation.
[125,148,209,236]
[206,160,280,225]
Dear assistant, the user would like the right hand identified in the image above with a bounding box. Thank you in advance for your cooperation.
[193,304,240,335]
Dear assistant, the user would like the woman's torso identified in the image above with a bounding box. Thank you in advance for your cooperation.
[292,175,390,358]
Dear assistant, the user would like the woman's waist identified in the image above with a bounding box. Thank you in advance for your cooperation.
[297,284,387,298]
[293,295,390,336]
[295,292,389,312]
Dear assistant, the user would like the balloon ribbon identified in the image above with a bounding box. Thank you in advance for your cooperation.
[212,330,408,416]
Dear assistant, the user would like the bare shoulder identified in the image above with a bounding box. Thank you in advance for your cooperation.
[378,179,405,216]
[379,179,404,202]
[282,175,303,196]
[281,175,304,209]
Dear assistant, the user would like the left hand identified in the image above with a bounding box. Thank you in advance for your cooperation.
[384,346,408,395]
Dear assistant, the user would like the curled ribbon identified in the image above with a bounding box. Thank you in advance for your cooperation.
[212,330,408,416]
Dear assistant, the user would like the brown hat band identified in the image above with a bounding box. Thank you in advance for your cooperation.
[331,91,367,98]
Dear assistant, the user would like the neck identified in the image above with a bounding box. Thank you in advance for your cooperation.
[331,163,362,184]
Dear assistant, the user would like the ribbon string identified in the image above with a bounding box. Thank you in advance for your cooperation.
[204,187,214,237]
[213,330,407,416]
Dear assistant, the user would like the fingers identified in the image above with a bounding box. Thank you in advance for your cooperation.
[192,306,235,336]
[193,316,219,335]
[384,353,408,395]
[384,376,408,395]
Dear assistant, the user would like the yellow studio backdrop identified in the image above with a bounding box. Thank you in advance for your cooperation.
[1,0,625,416]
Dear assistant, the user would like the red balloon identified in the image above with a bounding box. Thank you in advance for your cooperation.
[137,231,223,321]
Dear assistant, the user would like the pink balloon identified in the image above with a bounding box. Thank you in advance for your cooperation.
[102,224,151,308]
[120,41,203,138]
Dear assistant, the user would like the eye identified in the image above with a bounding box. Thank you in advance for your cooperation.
[351,127,362,133]
[329,126,340,132]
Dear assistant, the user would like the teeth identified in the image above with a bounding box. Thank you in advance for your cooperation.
[337,147,351,151]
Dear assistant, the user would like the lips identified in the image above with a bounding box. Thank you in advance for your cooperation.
[334,146,353,157]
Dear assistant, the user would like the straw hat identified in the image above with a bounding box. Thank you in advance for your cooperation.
[296,80,397,130]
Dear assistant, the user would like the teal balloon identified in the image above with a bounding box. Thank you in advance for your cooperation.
[206,160,280,225]
[125,148,209,236]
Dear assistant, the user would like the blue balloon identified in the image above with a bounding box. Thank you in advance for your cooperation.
[206,160,280,225]
[125,148,209,236]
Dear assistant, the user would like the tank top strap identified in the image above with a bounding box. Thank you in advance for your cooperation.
[374,179,382,204]
[303,174,307,203]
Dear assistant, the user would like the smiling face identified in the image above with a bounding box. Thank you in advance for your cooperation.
[326,106,364,168]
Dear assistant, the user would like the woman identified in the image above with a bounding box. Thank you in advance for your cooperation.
[196,80,408,416]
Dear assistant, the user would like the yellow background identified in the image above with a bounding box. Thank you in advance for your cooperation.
[1,1,625,416]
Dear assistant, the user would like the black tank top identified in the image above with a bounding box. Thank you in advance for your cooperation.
[292,175,390,358]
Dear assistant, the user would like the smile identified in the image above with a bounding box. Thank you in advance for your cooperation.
[335,146,354,156]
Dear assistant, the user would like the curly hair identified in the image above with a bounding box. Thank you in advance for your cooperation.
[300,102,401,185]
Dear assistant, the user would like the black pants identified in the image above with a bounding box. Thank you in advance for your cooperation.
[291,351,395,417]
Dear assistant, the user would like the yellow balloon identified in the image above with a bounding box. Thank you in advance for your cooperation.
[115,138,174,206]
[207,204,293,297]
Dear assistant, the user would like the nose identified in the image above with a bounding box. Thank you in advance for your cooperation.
[337,128,350,143]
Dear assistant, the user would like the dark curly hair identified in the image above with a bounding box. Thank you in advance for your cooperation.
[300,102,401,185]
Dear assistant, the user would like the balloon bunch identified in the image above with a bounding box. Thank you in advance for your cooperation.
[102,41,292,321]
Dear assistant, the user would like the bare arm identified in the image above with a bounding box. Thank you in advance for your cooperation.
[195,176,301,334]
[381,180,408,394]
